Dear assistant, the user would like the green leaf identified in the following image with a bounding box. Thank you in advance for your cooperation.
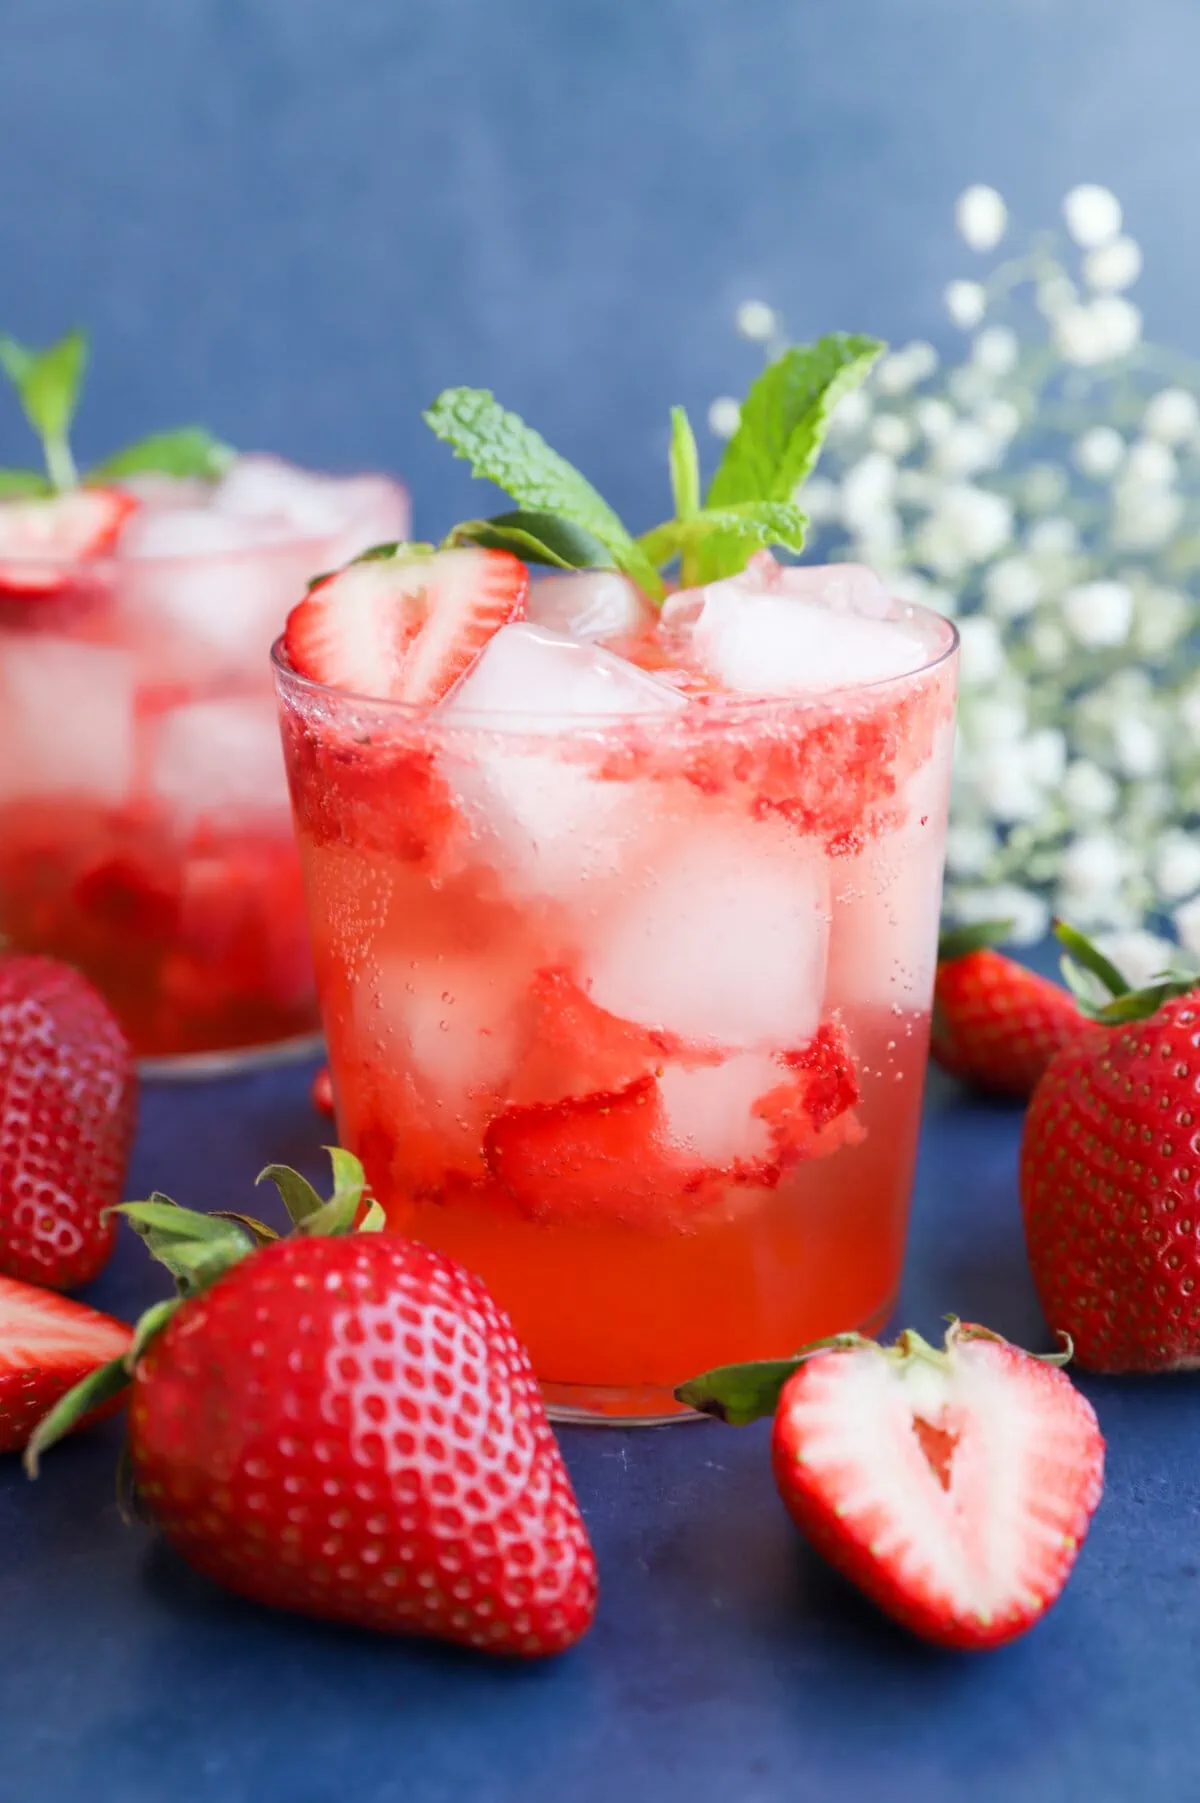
[257,1162,327,1227]
[937,919,1017,963]
[668,406,700,521]
[113,1197,253,1295]
[675,1357,806,1425]
[209,1210,280,1247]
[1052,920,1131,1001]
[0,467,51,497]
[295,1147,367,1237]
[90,426,234,482]
[707,334,883,509]
[1089,977,1200,1026]
[445,509,618,571]
[0,328,88,489]
[641,500,809,585]
[424,387,662,598]
[24,1355,131,1477]
[358,1198,387,1233]
[125,1297,181,1371]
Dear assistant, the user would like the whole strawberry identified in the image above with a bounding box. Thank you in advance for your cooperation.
[677,1321,1104,1650]
[30,1153,597,1657]
[931,921,1101,1099]
[1022,973,1200,1372]
[0,954,136,1289]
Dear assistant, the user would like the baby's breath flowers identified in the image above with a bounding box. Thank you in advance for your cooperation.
[715,185,1200,964]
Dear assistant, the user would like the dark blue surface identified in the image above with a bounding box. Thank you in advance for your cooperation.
[3,1060,1199,1803]
[2,1,1200,535]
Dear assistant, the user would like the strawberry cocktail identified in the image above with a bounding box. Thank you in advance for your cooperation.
[0,332,408,1067]
[276,347,959,1420]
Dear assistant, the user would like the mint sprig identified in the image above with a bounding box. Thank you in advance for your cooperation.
[0,326,233,496]
[425,387,663,598]
[445,509,618,572]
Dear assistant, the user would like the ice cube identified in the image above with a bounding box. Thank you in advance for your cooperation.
[774,562,896,619]
[526,571,651,641]
[685,576,931,695]
[581,812,830,1049]
[824,721,954,1010]
[116,473,214,512]
[0,638,136,806]
[215,455,410,563]
[118,506,289,559]
[150,698,288,832]
[657,1053,780,1165]
[365,951,526,1103]
[441,622,688,728]
[437,625,686,901]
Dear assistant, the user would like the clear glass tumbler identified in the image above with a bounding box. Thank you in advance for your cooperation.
[275,602,958,1420]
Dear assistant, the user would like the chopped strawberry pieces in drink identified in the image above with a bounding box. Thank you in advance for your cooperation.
[508,967,677,1106]
[0,488,136,598]
[283,546,528,704]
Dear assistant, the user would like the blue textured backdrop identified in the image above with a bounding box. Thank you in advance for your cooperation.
[1,0,1198,535]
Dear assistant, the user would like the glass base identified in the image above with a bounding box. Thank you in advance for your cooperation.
[540,1294,897,1427]
[139,1030,325,1083]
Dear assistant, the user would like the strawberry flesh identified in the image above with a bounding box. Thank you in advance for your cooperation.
[0,488,137,598]
[283,546,528,704]
[771,1326,1104,1649]
[0,1273,131,1452]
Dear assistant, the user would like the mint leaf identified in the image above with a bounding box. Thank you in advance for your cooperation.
[91,426,234,483]
[668,406,700,520]
[0,468,51,497]
[707,334,883,510]
[0,328,88,489]
[640,499,808,584]
[424,387,662,599]
[446,509,617,571]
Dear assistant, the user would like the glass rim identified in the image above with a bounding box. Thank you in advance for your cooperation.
[270,598,959,731]
[0,473,410,576]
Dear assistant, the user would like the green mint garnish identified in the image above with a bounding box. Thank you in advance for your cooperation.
[446,509,618,572]
[0,326,233,498]
[90,426,234,483]
[424,336,884,600]
[667,406,701,523]
[0,327,87,490]
[424,387,664,599]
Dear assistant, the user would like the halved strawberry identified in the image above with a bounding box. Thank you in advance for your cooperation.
[0,1273,132,1453]
[283,546,528,704]
[677,1321,1105,1651]
[0,487,137,597]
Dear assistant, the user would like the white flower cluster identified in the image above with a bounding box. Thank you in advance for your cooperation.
[716,185,1200,948]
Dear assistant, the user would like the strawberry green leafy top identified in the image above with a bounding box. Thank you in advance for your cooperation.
[425,331,882,598]
[0,327,232,498]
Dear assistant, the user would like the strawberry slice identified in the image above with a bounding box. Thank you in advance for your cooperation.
[283,546,528,704]
[678,1321,1105,1651]
[0,1274,132,1453]
[0,488,137,597]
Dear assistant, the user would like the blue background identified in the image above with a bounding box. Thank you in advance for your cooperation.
[2,0,1199,538]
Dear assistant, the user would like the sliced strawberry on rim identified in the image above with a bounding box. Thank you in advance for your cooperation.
[676,1321,1105,1651]
[283,545,528,704]
[0,487,137,597]
[0,1273,132,1454]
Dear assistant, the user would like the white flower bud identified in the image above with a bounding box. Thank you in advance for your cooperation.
[1027,516,1077,556]
[1062,580,1134,648]
[707,396,741,439]
[1113,483,1183,550]
[829,388,870,436]
[915,398,956,442]
[1073,426,1125,479]
[975,753,1043,823]
[964,694,1027,745]
[977,399,1021,444]
[1126,439,1176,486]
[869,413,913,457]
[1023,465,1069,513]
[983,557,1042,618]
[1143,388,1200,444]
[1152,834,1200,902]
[933,421,997,476]
[1135,586,1189,656]
[955,185,1008,252]
[947,883,1050,946]
[944,280,988,329]
[1091,295,1142,358]
[1063,184,1123,248]
[945,822,1000,877]
[840,452,896,531]
[1174,896,1200,961]
[971,326,1019,376]
[798,476,839,523]
[904,342,939,383]
[1175,683,1200,738]
[1112,715,1162,777]
[1030,619,1070,668]
[1094,929,1178,989]
[1082,236,1143,292]
[955,614,1006,684]
[1026,727,1068,786]
[1036,275,1077,320]
[735,300,778,342]
[1062,759,1119,818]
[1060,832,1128,894]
